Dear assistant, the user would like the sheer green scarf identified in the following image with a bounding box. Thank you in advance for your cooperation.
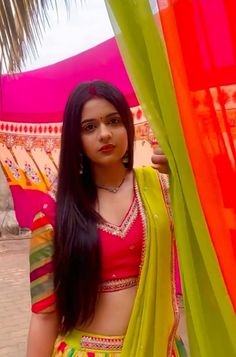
[106,1,236,356]
[121,167,177,357]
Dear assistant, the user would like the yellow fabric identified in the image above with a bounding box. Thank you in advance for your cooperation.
[105,1,236,355]
[53,330,123,356]
[120,167,178,356]
[52,167,179,356]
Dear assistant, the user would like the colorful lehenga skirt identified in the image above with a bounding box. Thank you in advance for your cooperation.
[53,329,124,356]
[52,329,187,357]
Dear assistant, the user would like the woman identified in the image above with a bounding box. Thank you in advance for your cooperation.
[27,80,186,356]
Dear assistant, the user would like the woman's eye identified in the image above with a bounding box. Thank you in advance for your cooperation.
[109,117,122,125]
[81,123,97,133]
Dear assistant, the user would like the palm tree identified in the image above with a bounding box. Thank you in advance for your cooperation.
[0,0,73,73]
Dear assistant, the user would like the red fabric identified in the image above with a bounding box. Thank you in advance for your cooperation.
[172,0,236,90]
[10,186,56,228]
[57,341,67,353]
[32,214,51,231]
[32,293,56,313]
[99,198,143,282]
[158,0,236,309]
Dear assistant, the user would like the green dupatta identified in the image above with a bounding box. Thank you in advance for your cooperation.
[121,167,178,357]
[106,1,236,356]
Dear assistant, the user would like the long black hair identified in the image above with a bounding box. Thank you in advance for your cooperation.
[54,80,135,333]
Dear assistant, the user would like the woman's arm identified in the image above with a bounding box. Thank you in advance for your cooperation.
[27,312,59,357]
[28,208,58,356]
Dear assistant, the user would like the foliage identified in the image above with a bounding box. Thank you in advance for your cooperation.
[0,0,72,73]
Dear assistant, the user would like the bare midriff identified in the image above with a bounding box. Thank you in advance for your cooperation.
[76,285,137,335]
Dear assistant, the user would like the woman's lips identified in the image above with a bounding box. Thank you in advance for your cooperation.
[99,144,115,152]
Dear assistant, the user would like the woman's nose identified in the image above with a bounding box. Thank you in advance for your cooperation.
[99,123,112,141]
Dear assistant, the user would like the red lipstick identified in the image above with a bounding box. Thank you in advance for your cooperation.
[99,144,115,152]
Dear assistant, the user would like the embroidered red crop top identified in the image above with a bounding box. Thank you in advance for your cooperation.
[97,184,146,292]
[30,183,146,313]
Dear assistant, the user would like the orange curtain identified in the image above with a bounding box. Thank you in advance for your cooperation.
[157,0,236,309]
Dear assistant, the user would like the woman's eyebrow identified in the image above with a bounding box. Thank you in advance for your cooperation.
[81,118,95,124]
[81,112,119,123]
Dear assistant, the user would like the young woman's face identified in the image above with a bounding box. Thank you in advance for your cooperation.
[80,97,128,167]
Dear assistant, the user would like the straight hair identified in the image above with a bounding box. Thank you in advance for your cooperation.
[54,80,135,333]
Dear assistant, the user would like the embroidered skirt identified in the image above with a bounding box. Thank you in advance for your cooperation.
[52,329,124,356]
[52,329,186,357]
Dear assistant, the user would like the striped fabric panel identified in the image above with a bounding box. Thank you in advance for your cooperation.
[31,274,54,301]
[30,212,56,313]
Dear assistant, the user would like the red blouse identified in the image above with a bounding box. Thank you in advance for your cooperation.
[98,184,146,292]
[30,184,146,313]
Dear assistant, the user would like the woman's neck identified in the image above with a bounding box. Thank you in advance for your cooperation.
[92,163,128,187]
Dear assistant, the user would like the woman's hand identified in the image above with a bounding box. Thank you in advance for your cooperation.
[151,147,169,174]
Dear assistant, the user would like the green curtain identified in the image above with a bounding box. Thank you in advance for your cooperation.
[105,1,236,356]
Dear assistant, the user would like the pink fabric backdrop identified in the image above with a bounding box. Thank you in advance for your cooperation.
[0,38,138,122]
[0,37,181,293]
[0,37,138,227]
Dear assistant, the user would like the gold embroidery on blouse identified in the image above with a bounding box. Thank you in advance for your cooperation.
[99,276,138,293]
[97,197,138,238]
